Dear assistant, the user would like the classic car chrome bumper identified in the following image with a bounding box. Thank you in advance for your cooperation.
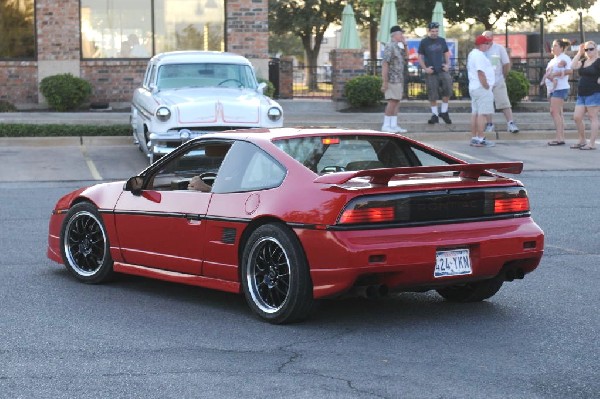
[149,130,209,156]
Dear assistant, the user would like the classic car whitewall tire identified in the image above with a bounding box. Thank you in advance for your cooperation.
[242,224,314,324]
[60,202,114,284]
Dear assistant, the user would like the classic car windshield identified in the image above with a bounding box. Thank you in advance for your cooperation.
[156,63,258,90]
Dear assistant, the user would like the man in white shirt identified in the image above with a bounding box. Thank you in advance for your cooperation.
[482,30,520,134]
[467,35,496,147]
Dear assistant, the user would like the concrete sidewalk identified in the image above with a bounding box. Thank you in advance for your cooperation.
[0,99,586,143]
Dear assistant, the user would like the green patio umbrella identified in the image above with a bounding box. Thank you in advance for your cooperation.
[339,4,361,49]
[377,0,398,44]
[431,1,445,39]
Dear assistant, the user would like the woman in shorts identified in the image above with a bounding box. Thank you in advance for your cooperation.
[545,39,573,146]
[570,41,600,150]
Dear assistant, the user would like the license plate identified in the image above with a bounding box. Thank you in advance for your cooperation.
[434,249,472,278]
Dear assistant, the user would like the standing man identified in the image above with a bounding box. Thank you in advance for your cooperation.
[380,25,407,133]
[467,35,496,147]
[418,21,453,124]
[482,30,520,134]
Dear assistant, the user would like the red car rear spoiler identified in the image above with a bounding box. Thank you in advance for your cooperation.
[313,162,523,185]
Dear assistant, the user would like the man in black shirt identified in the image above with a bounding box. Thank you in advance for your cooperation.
[418,22,453,124]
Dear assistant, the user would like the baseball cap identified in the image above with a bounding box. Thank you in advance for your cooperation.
[427,22,440,29]
[390,25,405,34]
[475,35,493,46]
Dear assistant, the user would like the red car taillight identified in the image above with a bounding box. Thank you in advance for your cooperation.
[336,187,530,226]
[494,197,529,214]
[338,207,395,224]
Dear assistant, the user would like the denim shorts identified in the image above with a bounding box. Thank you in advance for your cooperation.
[576,91,600,107]
[550,89,569,100]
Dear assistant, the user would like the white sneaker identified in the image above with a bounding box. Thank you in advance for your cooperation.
[382,125,405,133]
[507,121,520,133]
[484,123,495,133]
[470,137,495,147]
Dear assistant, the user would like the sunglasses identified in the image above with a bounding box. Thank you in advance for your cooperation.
[428,23,440,29]
[585,48,596,52]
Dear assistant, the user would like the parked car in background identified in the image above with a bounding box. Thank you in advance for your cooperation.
[131,51,283,163]
[47,128,544,324]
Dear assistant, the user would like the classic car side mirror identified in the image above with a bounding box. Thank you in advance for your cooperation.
[149,83,159,93]
[124,176,144,196]
[257,82,267,94]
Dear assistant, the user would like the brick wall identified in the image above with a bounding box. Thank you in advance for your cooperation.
[0,62,38,104]
[1,0,270,108]
[277,58,294,99]
[226,0,268,59]
[36,0,80,61]
[330,49,365,101]
[81,61,148,104]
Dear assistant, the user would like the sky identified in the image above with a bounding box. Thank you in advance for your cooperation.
[546,0,599,30]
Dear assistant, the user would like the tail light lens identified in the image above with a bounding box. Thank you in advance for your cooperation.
[494,196,529,214]
[339,207,395,224]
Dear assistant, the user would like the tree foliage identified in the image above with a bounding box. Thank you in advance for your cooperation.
[393,0,596,31]
[0,0,35,59]
[269,0,344,64]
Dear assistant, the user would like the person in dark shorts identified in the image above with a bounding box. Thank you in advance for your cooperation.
[418,22,453,124]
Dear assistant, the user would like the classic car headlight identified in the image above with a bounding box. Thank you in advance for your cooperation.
[267,107,282,122]
[156,106,171,122]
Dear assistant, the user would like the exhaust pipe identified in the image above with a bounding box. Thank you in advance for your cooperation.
[505,269,515,282]
[366,284,389,299]
[515,268,525,279]
[350,285,389,299]
[504,267,525,282]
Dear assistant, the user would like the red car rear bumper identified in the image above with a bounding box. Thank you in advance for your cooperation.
[297,217,544,299]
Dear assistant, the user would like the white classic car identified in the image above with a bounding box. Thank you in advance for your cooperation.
[131,51,283,163]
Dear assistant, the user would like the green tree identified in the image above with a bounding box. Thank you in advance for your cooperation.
[394,0,596,31]
[0,0,35,59]
[269,32,305,62]
[269,0,344,90]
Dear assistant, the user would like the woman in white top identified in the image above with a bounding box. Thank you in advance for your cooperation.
[545,39,573,146]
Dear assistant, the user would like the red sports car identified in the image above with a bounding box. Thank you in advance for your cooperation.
[47,129,544,324]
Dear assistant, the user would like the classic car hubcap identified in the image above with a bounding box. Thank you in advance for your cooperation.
[248,237,291,313]
[64,211,106,276]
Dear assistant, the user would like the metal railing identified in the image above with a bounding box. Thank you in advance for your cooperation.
[365,57,580,101]
[291,65,333,98]
[286,57,580,100]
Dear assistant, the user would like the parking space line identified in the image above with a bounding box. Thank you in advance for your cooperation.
[80,144,103,180]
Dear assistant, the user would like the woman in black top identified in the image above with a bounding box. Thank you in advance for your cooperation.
[571,41,600,150]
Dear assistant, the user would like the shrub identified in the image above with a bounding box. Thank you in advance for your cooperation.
[0,100,17,112]
[257,78,276,98]
[506,70,530,108]
[344,75,384,108]
[39,73,93,111]
[0,124,131,137]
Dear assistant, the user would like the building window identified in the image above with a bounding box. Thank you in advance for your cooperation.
[0,0,35,60]
[81,0,225,59]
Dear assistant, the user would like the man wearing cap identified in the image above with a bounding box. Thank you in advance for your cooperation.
[482,30,520,134]
[380,25,408,133]
[418,22,453,125]
[467,35,496,147]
